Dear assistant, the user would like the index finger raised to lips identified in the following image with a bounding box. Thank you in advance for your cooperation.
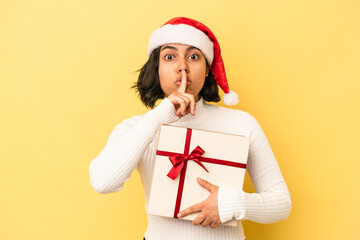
[178,70,187,93]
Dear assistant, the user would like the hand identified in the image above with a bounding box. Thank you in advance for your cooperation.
[177,177,221,229]
[167,70,196,118]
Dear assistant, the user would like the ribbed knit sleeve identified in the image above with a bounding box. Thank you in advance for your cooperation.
[217,114,292,224]
[89,98,179,194]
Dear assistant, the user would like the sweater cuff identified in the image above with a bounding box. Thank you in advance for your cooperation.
[218,186,246,223]
[148,98,179,125]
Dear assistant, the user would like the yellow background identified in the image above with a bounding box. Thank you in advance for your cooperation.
[1,0,359,239]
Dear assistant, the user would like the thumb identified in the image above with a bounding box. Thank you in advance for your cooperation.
[197,177,216,192]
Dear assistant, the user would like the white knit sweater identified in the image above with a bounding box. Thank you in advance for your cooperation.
[89,97,291,240]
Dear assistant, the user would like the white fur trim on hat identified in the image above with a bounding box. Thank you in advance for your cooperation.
[148,24,214,65]
[223,90,239,105]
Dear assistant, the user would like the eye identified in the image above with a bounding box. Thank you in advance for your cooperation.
[165,54,174,60]
[189,54,199,60]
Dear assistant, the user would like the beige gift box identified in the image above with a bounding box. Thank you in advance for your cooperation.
[148,124,250,227]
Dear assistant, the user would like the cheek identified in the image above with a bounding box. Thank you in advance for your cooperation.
[194,68,207,86]
[158,69,169,86]
[158,65,167,84]
[158,64,175,95]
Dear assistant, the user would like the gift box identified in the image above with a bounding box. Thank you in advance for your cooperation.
[148,124,250,227]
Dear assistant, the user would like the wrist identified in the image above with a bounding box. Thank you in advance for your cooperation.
[218,187,246,223]
[150,98,179,124]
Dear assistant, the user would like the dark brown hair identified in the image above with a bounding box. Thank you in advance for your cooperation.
[131,46,220,109]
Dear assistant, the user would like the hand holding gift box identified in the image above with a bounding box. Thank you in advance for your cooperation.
[148,124,250,227]
[177,176,221,228]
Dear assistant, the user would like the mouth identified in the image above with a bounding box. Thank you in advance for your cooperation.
[175,79,191,87]
[175,78,191,87]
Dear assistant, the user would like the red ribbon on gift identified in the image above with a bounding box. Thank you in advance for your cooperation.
[167,145,208,180]
[156,128,247,219]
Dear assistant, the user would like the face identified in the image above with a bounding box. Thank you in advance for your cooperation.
[158,43,209,102]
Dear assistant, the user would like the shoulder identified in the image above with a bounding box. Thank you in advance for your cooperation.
[204,101,259,124]
[113,112,146,131]
[202,101,263,137]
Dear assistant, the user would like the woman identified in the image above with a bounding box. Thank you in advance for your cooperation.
[89,17,291,240]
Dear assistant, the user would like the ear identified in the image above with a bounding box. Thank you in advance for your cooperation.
[206,65,209,77]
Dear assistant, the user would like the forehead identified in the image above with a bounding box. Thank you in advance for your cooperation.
[160,43,201,52]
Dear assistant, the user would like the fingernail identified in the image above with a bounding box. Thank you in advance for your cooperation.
[177,213,182,217]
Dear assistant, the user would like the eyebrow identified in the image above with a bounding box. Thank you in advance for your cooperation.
[160,45,200,52]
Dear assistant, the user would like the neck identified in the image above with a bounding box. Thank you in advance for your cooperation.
[194,94,200,102]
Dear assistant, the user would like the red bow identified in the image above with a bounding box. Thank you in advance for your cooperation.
[167,146,209,180]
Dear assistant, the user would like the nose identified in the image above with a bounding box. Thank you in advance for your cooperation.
[177,57,189,73]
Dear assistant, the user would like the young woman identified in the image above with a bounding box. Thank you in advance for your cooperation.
[89,17,291,240]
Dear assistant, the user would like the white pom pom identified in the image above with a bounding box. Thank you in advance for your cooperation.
[223,90,239,105]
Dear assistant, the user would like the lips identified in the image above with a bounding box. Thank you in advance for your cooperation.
[175,79,191,86]
[176,78,191,82]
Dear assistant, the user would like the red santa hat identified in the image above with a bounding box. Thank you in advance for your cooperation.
[147,17,239,105]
